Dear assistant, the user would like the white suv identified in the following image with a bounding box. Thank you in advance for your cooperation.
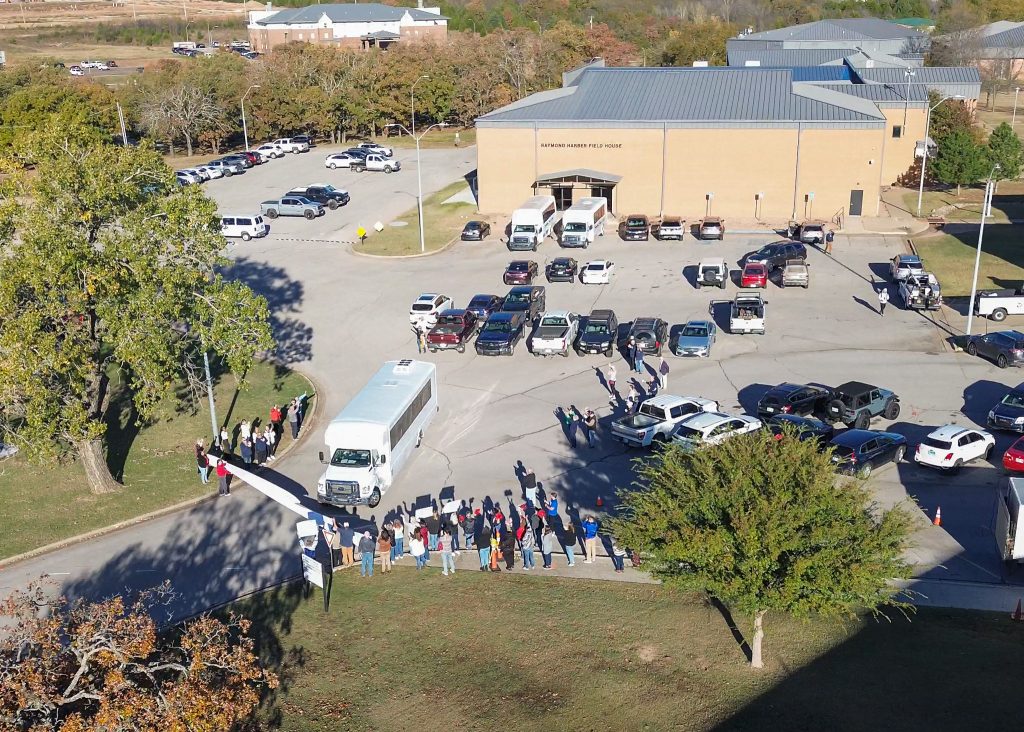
[272,137,310,154]
[914,424,994,473]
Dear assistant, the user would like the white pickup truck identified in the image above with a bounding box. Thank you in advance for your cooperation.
[975,288,1024,322]
[711,293,766,335]
[272,137,310,154]
[610,394,718,447]
[351,154,400,173]
[529,310,579,357]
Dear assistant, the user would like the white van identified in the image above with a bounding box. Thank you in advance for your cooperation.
[508,195,558,251]
[316,359,438,508]
[221,215,269,241]
[559,197,607,248]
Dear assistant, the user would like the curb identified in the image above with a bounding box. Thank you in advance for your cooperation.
[0,368,320,571]
[349,232,461,260]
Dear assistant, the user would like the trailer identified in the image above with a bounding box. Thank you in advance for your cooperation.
[995,477,1024,566]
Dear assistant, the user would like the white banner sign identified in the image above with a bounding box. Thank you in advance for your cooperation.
[302,553,324,588]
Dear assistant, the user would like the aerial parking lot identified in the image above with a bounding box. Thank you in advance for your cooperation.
[196,153,1024,603]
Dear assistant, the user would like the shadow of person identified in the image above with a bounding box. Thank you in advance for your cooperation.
[594,366,609,392]
[852,295,878,314]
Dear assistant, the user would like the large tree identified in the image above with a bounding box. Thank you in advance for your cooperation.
[610,429,913,669]
[988,122,1024,182]
[0,582,276,729]
[932,128,991,195]
[0,123,272,494]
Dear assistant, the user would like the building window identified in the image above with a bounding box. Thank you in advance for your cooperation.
[297,32,303,40]
[892,125,903,139]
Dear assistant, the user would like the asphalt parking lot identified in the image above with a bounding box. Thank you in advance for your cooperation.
[207,173,1024,594]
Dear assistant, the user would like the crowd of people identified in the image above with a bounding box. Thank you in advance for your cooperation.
[320,488,636,578]
[193,393,311,498]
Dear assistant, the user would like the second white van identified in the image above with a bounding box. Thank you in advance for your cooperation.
[508,195,558,251]
[221,215,269,241]
[559,197,607,248]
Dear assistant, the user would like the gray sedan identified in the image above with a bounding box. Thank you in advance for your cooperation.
[674,319,717,357]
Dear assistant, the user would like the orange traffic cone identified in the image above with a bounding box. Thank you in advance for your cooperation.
[596,495,604,508]
[1012,599,1023,622]
[933,507,942,526]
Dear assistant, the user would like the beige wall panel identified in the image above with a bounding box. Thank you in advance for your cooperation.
[795,127,882,218]
[880,108,927,187]
[476,127,539,214]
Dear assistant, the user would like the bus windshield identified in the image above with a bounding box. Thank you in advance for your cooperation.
[331,449,371,467]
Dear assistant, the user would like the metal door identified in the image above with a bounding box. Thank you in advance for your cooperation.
[849,189,864,216]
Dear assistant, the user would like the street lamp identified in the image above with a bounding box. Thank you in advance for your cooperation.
[185,20,194,44]
[965,163,1001,337]
[1014,87,1021,127]
[410,75,429,138]
[241,84,260,152]
[208,23,219,48]
[386,121,450,253]
[916,94,965,217]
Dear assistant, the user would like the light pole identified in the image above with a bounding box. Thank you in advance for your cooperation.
[185,20,194,44]
[902,69,915,130]
[1014,87,1021,127]
[241,84,260,152]
[965,163,1001,337]
[386,121,449,253]
[208,22,219,47]
[917,94,965,217]
[410,75,429,138]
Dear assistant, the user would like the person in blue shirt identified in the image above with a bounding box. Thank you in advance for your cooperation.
[544,492,562,531]
[582,515,599,564]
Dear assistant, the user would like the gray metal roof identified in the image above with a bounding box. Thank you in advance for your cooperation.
[808,82,929,103]
[255,3,446,26]
[477,67,884,126]
[978,23,1024,50]
[852,66,980,84]
[737,18,923,42]
[727,48,852,67]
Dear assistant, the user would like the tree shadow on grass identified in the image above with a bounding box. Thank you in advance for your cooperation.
[220,257,314,367]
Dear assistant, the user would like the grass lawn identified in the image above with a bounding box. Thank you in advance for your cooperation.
[384,127,476,149]
[241,570,1024,731]
[0,361,312,560]
[354,180,476,256]
[902,184,1024,223]
[913,225,1024,296]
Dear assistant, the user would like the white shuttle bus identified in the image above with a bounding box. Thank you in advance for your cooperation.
[559,197,608,248]
[508,194,558,251]
[316,359,437,508]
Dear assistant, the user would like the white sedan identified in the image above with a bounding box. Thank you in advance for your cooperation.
[254,143,285,159]
[580,260,615,284]
[324,152,362,169]
[670,411,762,451]
[175,169,202,184]
[195,165,224,179]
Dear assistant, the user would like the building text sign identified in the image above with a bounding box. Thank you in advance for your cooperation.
[540,143,623,149]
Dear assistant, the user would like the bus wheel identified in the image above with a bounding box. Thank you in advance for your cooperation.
[368,488,381,508]
[416,430,423,448]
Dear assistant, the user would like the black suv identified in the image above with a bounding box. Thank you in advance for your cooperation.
[988,389,1024,432]
[757,383,834,419]
[286,185,350,210]
[618,214,650,241]
[621,317,669,356]
[475,312,527,356]
[500,285,546,323]
[746,241,807,271]
[577,309,618,356]
[825,381,900,429]
[546,257,578,283]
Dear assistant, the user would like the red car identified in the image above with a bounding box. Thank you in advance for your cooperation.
[741,262,768,288]
[1003,436,1024,472]
[503,260,538,285]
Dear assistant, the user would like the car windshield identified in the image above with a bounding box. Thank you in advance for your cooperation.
[541,317,567,327]
[553,259,572,267]
[319,185,337,192]
[805,225,823,232]
[922,437,952,450]
[469,297,492,308]
[435,315,463,330]
[331,449,371,467]
[745,264,765,272]
[832,445,854,458]
[509,263,530,271]
[1002,392,1024,407]
[412,302,434,312]
[626,218,646,227]
[662,219,681,226]
[564,223,586,232]
[465,223,482,230]
[703,222,720,229]
[513,225,536,233]
[701,267,720,275]
[673,426,703,442]
[584,322,609,334]
[483,321,512,333]
[682,325,708,337]
[586,264,604,271]
[504,293,529,306]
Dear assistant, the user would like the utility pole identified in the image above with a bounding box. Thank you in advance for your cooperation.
[965,164,1000,337]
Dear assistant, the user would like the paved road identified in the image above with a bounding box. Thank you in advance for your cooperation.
[3,146,1024,620]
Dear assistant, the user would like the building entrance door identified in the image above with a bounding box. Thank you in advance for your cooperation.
[551,186,572,211]
[591,186,614,214]
[848,189,864,216]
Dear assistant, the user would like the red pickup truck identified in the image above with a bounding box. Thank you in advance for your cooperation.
[426,309,479,353]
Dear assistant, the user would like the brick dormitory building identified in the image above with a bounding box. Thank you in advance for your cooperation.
[247,1,447,53]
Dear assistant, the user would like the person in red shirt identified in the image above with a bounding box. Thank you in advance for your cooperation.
[216,459,230,497]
